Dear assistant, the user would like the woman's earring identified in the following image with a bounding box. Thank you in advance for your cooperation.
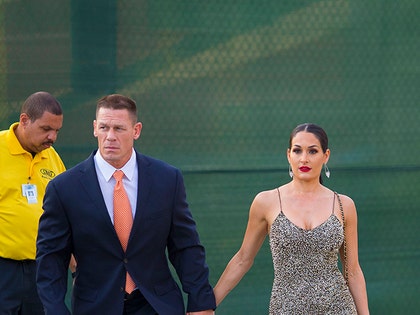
[324,164,330,178]
[289,165,293,178]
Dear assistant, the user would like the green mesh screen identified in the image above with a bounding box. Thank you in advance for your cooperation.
[1,0,419,313]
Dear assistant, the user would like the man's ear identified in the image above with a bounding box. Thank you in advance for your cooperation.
[20,113,30,126]
[133,122,142,140]
[93,120,98,137]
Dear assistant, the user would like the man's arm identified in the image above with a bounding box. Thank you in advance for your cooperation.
[168,169,216,313]
[36,181,72,315]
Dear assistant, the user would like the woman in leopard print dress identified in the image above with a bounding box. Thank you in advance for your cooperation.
[214,123,369,314]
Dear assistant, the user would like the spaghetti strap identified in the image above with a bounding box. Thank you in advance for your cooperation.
[276,188,283,214]
[334,191,348,284]
[334,192,345,225]
[331,192,336,215]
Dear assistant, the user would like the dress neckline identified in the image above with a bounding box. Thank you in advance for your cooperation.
[279,211,338,232]
[273,187,339,232]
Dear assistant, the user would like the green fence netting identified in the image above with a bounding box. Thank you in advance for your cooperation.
[1,1,419,314]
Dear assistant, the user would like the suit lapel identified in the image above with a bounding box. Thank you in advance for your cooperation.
[131,153,152,234]
[78,154,117,234]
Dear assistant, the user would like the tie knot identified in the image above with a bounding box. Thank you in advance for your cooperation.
[113,170,124,181]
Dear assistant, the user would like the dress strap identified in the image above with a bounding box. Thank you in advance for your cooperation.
[331,191,336,215]
[334,191,349,285]
[276,188,283,214]
[334,192,345,226]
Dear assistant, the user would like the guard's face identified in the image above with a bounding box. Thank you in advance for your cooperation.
[20,111,63,154]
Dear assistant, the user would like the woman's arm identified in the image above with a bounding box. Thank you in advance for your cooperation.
[213,192,271,306]
[339,194,370,315]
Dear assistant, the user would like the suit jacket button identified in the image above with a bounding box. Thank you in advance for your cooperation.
[123,258,128,263]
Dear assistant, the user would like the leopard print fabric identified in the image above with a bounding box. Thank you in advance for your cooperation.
[268,189,357,314]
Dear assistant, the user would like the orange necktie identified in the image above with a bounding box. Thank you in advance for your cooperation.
[113,170,136,293]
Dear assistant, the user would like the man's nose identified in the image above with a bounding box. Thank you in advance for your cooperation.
[106,129,116,140]
[47,131,58,142]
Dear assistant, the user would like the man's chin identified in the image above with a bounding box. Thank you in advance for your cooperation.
[102,153,119,163]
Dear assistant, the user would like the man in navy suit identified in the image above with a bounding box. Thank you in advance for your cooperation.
[36,94,216,315]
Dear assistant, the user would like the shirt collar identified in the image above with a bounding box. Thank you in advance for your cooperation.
[94,148,137,182]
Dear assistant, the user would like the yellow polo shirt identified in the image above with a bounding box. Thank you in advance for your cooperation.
[0,123,66,260]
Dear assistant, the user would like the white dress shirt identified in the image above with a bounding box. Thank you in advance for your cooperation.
[94,149,138,223]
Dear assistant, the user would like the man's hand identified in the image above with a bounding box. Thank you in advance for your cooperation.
[186,311,215,315]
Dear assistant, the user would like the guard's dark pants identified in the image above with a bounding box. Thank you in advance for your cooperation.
[0,257,44,315]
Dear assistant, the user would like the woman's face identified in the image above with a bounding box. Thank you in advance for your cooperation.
[287,131,330,181]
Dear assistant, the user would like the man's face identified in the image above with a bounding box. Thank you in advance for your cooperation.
[20,111,63,154]
[93,108,142,169]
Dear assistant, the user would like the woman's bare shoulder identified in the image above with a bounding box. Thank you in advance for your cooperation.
[335,192,355,206]
[250,186,285,222]
[253,186,281,205]
[335,192,357,218]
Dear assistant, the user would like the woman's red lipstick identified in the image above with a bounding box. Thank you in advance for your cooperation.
[299,166,311,172]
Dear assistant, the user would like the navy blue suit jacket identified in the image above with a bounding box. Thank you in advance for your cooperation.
[36,151,215,315]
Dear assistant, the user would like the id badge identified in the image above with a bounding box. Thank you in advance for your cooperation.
[22,184,38,204]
